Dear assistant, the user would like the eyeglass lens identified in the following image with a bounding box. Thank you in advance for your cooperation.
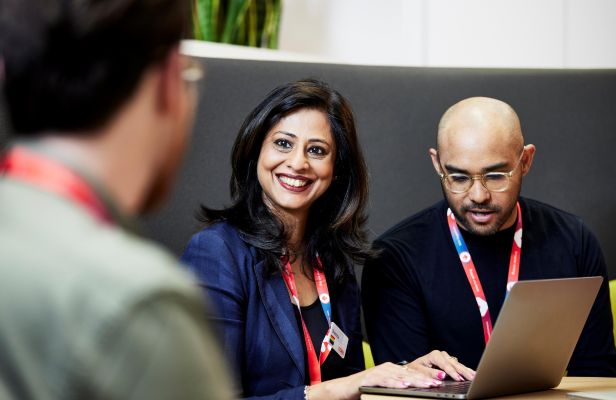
[445,173,510,193]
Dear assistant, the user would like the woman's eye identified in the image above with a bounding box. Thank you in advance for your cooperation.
[308,146,326,156]
[274,139,292,149]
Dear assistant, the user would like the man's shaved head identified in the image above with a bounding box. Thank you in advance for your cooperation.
[437,97,524,154]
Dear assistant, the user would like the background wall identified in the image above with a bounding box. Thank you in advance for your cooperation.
[133,57,616,280]
[2,1,614,276]
[279,0,616,68]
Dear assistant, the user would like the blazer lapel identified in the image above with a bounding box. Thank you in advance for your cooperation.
[253,260,305,381]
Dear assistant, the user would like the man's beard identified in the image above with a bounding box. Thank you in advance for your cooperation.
[443,186,520,236]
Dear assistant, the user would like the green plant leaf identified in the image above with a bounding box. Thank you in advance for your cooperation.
[221,0,251,44]
[193,0,207,40]
[247,0,258,47]
[193,0,281,49]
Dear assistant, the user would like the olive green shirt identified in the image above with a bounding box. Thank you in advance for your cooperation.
[0,176,233,399]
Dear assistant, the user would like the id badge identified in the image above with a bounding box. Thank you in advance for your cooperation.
[328,322,349,359]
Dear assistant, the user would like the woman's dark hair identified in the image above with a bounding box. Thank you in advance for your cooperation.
[200,79,372,283]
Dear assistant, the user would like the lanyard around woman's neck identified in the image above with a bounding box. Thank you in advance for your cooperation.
[0,146,111,224]
[446,202,523,344]
[281,255,333,385]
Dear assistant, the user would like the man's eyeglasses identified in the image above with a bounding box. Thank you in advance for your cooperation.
[438,149,525,194]
[181,57,204,84]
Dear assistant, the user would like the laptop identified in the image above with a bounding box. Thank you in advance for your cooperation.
[360,276,603,399]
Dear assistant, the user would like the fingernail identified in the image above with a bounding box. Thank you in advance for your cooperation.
[403,381,411,387]
[457,374,463,381]
[432,380,443,386]
[438,372,446,380]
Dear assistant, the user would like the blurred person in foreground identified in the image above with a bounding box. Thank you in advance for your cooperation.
[0,0,233,398]
[362,96,616,376]
[181,79,474,400]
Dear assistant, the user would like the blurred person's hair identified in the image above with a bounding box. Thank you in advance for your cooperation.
[0,0,189,135]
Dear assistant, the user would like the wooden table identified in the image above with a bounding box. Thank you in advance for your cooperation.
[361,377,616,399]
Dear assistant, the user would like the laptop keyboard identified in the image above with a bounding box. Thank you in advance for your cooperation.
[412,380,472,394]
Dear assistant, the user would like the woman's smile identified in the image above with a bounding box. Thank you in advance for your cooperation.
[277,173,313,191]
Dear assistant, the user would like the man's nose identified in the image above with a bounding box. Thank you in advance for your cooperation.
[467,177,491,204]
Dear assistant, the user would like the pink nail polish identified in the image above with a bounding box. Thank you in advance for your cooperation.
[438,372,446,380]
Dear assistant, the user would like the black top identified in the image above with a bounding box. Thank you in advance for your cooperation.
[296,298,346,383]
[362,197,616,377]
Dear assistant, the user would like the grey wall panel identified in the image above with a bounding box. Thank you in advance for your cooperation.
[2,58,614,278]
[141,59,616,279]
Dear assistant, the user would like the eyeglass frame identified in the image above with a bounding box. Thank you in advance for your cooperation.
[181,57,204,84]
[437,148,526,194]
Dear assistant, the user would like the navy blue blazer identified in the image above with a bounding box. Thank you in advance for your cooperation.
[181,222,364,400]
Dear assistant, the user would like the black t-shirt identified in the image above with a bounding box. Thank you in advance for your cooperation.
[296,298,346,383]
[362,197,616,377]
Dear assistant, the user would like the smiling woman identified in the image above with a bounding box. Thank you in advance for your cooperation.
[193,79,369,282]
[257,108,335,232]
[180,79,474,400]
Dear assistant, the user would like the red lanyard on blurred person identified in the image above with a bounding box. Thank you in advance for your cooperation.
[446,202,523,344]
[281,255,332,385]
[0,146,111,223]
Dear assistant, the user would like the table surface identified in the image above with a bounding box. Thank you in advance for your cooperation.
[360,377,616,400]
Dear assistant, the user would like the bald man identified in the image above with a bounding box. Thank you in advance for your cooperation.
[362,97,616,377]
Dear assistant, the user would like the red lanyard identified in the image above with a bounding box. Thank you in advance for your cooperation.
[446,202,522,344]
[281,255,332,385]
[0,147,111,223]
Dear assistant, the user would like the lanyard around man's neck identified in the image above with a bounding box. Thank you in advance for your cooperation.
[446,202,523,344]
[0,146,111,224]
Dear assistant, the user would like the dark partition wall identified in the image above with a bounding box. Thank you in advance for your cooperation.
[139,58,616,279]
[2,58,614,278]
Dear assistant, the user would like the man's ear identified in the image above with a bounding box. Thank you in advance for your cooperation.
[521,144,536,176]
[155,47,183,114]
[429,148,442,175]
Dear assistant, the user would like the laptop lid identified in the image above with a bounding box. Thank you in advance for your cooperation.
[360,276,603,399]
